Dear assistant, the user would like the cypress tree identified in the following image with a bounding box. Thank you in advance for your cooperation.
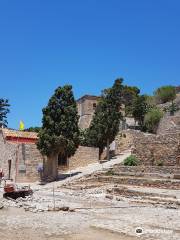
[86,79,124,160]
[37,85,79,180]
[0,98,10,128]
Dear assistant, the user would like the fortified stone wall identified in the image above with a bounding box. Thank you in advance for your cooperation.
[115,129,180,166]
[115,129,144,154]
[157,115,180,135]
[132,133,180,166]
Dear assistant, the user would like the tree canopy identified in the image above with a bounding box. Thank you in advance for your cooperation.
[122,85,140,116]
[131,95,148,128]
[0,98,10,128]
[37,85,79,158]
[25,126,41,133]
[86,79,124,159]
[144,108,163,133]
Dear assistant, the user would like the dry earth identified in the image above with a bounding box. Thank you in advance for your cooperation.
[0,152,180,240]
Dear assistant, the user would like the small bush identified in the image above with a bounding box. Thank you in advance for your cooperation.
[124,155,138,166]
[154,85,176,104]
[144,108,163,133]
[156,160,164,166]
[106,169,115,176]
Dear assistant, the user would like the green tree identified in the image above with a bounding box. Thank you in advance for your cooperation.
[0,98,10,128]
[154,85,176,104]
[25,126,41,133]
[131,95,148,128]
[122,85,140,116]
[144,108,163,133]
[86,79,124,160]
[145,95,156,109]
[37,85,79,180]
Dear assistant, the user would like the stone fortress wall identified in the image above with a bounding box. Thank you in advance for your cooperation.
[115,129,180,166]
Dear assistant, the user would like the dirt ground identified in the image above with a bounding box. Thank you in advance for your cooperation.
[0,207,139,240]
[1,153,180,240]
[1,184,180,240]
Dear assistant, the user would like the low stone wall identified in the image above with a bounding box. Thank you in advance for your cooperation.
[132,133,180,166]
[112,165,180,175]
[157,115,180,135]
[69,146,99,170]
[115,129,144,154]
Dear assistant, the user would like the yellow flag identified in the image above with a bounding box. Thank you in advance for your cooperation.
[19,120,25,131]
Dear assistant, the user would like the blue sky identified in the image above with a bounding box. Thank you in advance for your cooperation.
[0,0,179,129]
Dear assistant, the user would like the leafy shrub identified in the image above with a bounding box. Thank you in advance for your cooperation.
[168,102,179,116]
[106,169,115,176]
[156,160,164,166]
[154,85,176,104]
[124,155,138,166]
[144,108,163,133]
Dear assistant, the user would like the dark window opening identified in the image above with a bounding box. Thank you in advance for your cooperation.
[58,153,68,166]
[93,103,97,110]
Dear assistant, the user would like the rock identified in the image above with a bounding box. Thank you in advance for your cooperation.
[69,208,75,212]
[105,195,113,200]
[59,206,69,211]
[0,203,4,209]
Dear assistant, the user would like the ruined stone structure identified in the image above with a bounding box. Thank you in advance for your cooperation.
[132,133,180,166]
[0,128,99,182]
[77,95,100,129]
[115,129,144,153]
[157,115,180,135]
[115,129,180,166]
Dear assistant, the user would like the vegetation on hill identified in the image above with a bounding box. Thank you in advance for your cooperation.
[0,98,10,128]
[154,85,176,104]
[122,85,140,116]
[144,108,163,133]
[131,95,148,129]
[124,155,138,166]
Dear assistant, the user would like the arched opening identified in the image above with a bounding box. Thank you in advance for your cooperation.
[58,153,68,167]
[93,103,97,110]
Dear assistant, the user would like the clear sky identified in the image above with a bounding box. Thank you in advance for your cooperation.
[0,0,179,129]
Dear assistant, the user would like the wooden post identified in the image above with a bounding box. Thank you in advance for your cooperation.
[106,138,110,161]
[53,182,55,210]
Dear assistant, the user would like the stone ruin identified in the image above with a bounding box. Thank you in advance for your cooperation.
[115,129,180,167]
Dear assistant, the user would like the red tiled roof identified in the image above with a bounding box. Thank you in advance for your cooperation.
[2,128,38,139]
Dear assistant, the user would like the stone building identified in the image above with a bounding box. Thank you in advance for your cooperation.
[0,128,41,182]
[0,128,99,182]
[77,95,100,129]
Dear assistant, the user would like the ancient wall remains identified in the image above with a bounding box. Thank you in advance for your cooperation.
[157,115,180,135]
[69,146,99,170]
[115,129,180,166]
[115,129,144,154]
[132,133,180,166]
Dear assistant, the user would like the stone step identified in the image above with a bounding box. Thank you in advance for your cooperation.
[95,175,180,190]
[105,171,173,179]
